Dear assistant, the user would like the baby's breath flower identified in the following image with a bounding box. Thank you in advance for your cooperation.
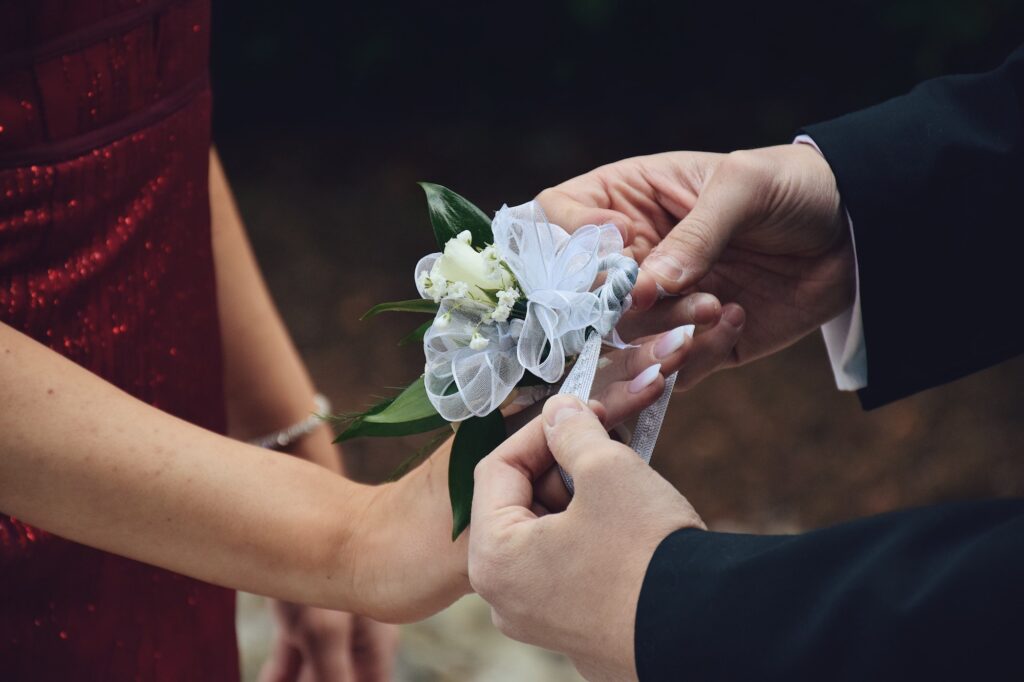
[417,269,448,302]
[447,281,470,300]
[496,287,520,308]
[491,304,511,323]
[469,332,489,350]
[435,312,451,329]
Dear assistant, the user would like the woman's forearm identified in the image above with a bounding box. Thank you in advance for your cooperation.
[0,321,370,609]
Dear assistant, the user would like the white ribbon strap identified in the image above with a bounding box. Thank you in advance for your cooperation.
[556,331,676,493]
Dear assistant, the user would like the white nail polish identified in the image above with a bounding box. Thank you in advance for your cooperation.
[654,325,694,359]
[629,363,662,393]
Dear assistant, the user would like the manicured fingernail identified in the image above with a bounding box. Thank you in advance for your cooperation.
[544,396,584,427]
[723,305,745,328]
[642,253,685,283]
[654,325,693,359]
[629,363,662,393]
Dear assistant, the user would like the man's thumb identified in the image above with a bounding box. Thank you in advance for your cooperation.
[540,396,612,475]
[641,168,749,294]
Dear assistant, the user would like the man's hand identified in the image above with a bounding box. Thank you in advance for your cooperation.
[259,602,399,682]
[469,396,703,682]
[539,144,855,369]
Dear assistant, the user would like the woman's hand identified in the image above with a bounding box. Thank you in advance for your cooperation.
[260,602,398,682]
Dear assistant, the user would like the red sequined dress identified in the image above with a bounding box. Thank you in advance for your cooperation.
[0,1,239,678]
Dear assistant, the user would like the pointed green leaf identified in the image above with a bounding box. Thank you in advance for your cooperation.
[398,319,432,346]
[419,182,493,249]
[361,299,439,320]
[334,376,448,441]
[449,411,508,540]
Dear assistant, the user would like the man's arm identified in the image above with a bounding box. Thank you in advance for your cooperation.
[803,46,1024,408]
[636,499,1024,681]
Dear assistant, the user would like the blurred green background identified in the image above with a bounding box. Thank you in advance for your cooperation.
[210,1,1024,679]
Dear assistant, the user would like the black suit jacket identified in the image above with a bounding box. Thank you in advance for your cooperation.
[635,47,1024,681]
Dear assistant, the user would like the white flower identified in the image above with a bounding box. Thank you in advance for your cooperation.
[415,200,635,422]
[490,304,511,322]
[469,332,489,350]
[436,237,514,295]
[417,268,448,303]
[447,281,470,300]
[456,230,473,244]
[496,287,520,308]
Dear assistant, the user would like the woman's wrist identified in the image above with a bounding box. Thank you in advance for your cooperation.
[347,443,471,622]
[248,393,331,450]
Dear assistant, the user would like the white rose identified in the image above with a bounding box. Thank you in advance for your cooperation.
[437,238,513,295]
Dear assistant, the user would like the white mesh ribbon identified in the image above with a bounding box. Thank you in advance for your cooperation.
[423,299,526,421]
[492,202,629,382]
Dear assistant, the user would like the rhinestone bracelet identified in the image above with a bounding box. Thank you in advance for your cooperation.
[248,393,331,450]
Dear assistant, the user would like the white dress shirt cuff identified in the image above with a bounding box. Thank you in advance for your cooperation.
[794,134,868,391]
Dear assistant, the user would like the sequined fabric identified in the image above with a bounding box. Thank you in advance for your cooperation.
[0,1,239,679]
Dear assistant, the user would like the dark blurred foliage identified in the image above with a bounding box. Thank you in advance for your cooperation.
[210,0,1024,532]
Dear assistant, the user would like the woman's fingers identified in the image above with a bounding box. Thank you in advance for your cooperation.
[592,364,669,427]
[674,303,745,390]
[593,325,694,390]
[591,303,744,425]
[617,291,721,341]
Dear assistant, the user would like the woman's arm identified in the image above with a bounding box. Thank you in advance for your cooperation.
[0,314,467,621]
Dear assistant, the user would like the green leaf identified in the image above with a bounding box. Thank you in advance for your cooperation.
[398,319,432,346]
[449,411,507,540]
[419,182,493,249]
[334,376,448,442]
[361,299,439,320]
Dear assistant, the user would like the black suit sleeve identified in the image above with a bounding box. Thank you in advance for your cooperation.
[802,46,1024,409]
[635,499,1024,681]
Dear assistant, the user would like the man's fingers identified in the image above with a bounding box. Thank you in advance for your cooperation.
[533,464,572,512]
[536,188,637,244]
[540,396,616,476]
[640,155,756,296]
[471,417,551,525]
